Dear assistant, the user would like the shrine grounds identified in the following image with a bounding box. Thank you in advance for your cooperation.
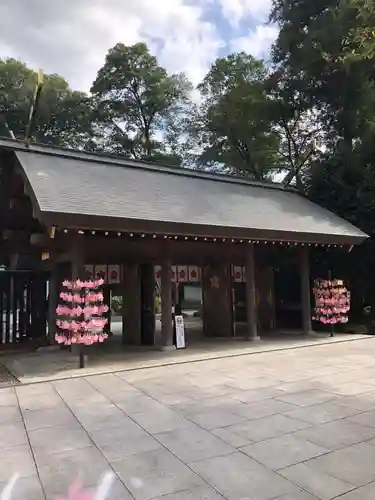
[3,338,375,499]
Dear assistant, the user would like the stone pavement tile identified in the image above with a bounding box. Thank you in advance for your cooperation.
[87,416,143,445]
[16,383,54,398]
[190,452,297,500]
[0,405,22,424]
[211,427,254,448]
[89,423,162,460]
[86,374,142,401]
[185,410,247,431]
[240,433,330,470]
[37,446,110,499]
[71,403,130,431]
[279,463,355,500]
[111,448,204,500]
[221,414,311,444]
[154,423,235,463]
[283,401,360,425]
[0,475,45,500]
[16,384,59,407]
[29,424,92,455]
[0,445,37,482]
[231,387,288,403]
[293,419,375,450]
[305,442,375,487]
[335,393,375,412]
[170,396,244,416]
[117,394,166,415]
[276,390,337,408]
[131,407,192,434]
[17,392,65,412]
[156,393,195,406]
[0,422,28,448]
[22,407,79,431]
[152,485,226,499]
[275,381,325,394]
[66,392,111,410]
[332,481,375,499]
[0,388,18,407]
[328,382,375,396]
[53,378,93,398]
[271,492,319,500]
[178,385,242,401]
[104,478,134,500]
[234,399,298,419]
[345,409,375,428]
[226,376,279,391]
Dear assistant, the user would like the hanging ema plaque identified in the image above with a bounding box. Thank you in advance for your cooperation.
[312,278,351,336]
[56,278,109,367]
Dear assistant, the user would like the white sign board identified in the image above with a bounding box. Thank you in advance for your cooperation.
[175,315,186,349]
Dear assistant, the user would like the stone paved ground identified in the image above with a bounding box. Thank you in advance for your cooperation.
[3,338,375,499]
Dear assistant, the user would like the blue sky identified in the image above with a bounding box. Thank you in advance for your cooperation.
[0,0,278,92]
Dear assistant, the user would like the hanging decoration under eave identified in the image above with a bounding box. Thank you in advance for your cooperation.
[312,279,351,336]
[56,278,109,367]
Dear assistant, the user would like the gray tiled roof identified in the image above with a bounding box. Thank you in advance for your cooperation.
[4,140,367,244]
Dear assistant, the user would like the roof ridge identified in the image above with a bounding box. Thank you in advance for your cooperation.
[0,136,295,193]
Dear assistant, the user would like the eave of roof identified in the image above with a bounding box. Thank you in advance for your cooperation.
[0,137,368,245]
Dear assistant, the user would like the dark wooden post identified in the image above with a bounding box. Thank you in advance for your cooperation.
[47,261,59,344]
[300,246,312,335]
[245,244,260,340]
[160,259,174,349]
[122,262,141,345]
[70,235,85,367]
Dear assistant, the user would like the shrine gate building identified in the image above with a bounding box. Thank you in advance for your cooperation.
[0,138,368,348]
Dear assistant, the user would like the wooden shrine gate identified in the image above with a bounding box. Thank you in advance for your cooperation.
[0,270,49,345]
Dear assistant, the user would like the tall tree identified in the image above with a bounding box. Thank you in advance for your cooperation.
[0,59,94,148]
[91,42,191,163]
[346,0,375,60]
[270,0,375,155]
[190,53,279,179]
[271,0,375,319]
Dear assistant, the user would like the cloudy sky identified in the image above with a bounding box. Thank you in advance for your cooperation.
[0,0,278,92]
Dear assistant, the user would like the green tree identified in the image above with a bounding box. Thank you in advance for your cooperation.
[346,0,375,60]
[190,53,280,179]
[270,0,375,154]
[271,0,375,319]
[90,42,191,163]
[0,58,94,148]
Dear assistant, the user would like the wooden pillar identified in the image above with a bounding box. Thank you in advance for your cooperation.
[47,262,59,343]
[140,264,156,346]
[160,259,174,348]
[202,263,233,337]
[245,244,260,340]
[122,263,141,345]
[300,246,312,334]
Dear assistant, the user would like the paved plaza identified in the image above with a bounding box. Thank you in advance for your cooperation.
[3,338,375,499]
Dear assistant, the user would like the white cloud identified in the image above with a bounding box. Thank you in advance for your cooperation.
[219,0,272,28]
[230,24,279,59]
[0,0,223,92]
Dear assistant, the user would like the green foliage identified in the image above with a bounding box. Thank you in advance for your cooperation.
[190,53,280,179]
[0,59,94,148]
[90,42,191,162]
[346,0,375,60]
[271,0,375,316]
[110,295,123,315]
